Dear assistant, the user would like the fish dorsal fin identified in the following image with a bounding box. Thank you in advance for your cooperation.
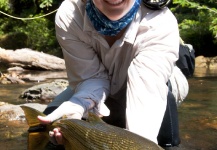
[20,105,46,127]
[87,112,105,124]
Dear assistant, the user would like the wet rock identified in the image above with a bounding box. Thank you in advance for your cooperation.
[20,79,68,102]
[1,70,67,83]
[20,71,67,82]
[0,102,47,121]
[0,101,7,106]
[7,66,25,72]
[0,72,25,84]
[195,56,217,69]
[195,56,207,68]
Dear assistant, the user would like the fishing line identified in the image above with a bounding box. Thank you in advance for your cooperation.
[0,9,58,20]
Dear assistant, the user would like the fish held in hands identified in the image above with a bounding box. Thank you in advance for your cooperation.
[21,105,163,150]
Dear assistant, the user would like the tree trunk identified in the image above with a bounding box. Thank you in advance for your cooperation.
[0,47,65,70]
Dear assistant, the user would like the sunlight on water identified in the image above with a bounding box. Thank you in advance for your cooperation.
[0,69,217,150]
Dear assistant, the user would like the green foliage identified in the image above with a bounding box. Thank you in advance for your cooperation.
[24,17,56,51]
[0,0,10,12]
[0,0,62,57]
[0,16,61,56]
[0,32,28,49]
[173,0,217,36]
[39,0,53,9]
[1,0,217,57]
[172,0,217,56]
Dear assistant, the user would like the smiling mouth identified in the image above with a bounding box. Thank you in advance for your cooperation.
[105,0,124,5]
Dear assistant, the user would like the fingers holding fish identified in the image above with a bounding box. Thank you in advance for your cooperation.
[49,131,54,137]
[21,106,163,150]
[49,128,63,145]
[54,128,63,145]
[39,101,85,122]
[48,131,58,145]
[37,115,52,124]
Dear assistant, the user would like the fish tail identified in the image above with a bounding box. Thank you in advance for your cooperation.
[21,105,50,150]
[20,105,46,127]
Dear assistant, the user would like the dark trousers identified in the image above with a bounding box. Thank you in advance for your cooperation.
[157,90,180,147]
[100,90,180,147]
[44,87,180,147]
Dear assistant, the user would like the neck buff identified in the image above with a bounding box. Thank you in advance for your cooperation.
[86,0,141,36]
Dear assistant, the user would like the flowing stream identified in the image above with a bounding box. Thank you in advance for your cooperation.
[0,68,216,150]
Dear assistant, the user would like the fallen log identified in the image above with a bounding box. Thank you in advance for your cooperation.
[0,47,66,70]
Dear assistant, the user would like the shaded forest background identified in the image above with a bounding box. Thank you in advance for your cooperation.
[0,0,217,58]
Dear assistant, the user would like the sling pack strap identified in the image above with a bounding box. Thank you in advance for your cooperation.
[176,43,195,78]
[142,0,172,10]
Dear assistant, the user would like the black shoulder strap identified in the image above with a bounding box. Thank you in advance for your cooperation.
[142,0,172,10]
[176,42,195,78]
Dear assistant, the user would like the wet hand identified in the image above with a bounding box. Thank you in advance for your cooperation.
[37,112,82,124]
[37,101,85,123]
[37,115,52,124]
[49,128,63,145]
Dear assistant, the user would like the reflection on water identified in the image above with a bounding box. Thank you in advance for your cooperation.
[193,67,217,77]
[0,120,28,150]
[0,83,37,105]
[178,77,217,150]
[0,68,217,150]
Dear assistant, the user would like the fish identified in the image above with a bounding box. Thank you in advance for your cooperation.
[21,105,163,150]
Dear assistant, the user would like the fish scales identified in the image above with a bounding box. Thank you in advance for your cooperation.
[57,120,116,148]
[55,119,162,150]
[21,106,163,150]
[55,120,90,149]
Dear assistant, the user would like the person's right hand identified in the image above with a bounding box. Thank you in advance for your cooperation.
[37,101,86,145]
[38,101,85,124]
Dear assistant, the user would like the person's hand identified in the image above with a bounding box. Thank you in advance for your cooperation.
[48,128,63,145]
[38,101,85,124]
[37,101,86,145]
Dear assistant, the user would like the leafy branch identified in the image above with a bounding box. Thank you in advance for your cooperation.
[40,0,53,9]
[174,0,217,14]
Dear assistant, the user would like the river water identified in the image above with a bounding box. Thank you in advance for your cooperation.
[0,68,216,150]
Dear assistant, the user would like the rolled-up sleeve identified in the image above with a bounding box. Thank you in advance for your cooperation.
[55,0,110,116]
[126,8,180,143]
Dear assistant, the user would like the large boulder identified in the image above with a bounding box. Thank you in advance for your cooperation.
[195,56,217,69]
[0,102,47,121]
[20,79,68,102]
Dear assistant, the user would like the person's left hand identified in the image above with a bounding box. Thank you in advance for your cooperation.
[48,128,63,145]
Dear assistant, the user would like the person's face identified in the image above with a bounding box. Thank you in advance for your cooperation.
[92,0,135,21]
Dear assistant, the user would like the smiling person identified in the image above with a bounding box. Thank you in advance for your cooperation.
[38,0,188,148]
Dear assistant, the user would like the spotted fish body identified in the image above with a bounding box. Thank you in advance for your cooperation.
[21,106,163,150]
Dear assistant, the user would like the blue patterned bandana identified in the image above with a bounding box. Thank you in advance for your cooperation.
[86,0,141,36]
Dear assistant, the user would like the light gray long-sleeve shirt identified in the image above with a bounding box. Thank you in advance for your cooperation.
[55,0,182,143]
